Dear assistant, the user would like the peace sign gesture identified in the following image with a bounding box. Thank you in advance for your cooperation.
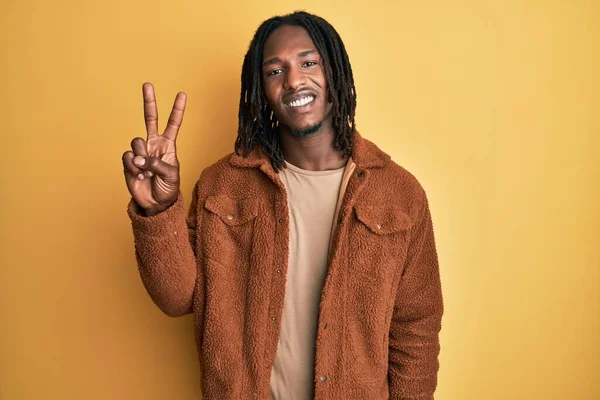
[122,82,187,216]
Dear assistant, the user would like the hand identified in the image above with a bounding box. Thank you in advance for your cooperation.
[122,82,187,216]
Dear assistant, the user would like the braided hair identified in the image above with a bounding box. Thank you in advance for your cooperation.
[235,11,357,171]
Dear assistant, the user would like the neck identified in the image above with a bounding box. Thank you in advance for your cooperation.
[278,122,347,171]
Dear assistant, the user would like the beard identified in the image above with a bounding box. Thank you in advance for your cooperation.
[290,121,323,137]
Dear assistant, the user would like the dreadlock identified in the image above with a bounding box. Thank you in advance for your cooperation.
[234,11,357,172]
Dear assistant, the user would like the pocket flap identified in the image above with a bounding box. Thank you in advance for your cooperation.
[204,195,258,226]
[354,204,412,235]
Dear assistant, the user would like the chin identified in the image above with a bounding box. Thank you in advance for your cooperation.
[289,121,323,137]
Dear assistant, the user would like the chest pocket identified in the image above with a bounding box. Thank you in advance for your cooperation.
[354,203,412,236]
[350,203,412,278]
[202,194,258,268]
[204,195,258,226]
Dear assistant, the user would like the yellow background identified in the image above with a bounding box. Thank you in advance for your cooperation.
[1,0,598,399]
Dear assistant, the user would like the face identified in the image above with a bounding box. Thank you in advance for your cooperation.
[261,25,333,136]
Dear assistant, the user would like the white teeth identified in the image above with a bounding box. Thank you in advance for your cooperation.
[287,96,314,107]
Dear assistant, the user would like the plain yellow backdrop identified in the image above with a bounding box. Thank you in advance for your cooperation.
[1,0,598,399]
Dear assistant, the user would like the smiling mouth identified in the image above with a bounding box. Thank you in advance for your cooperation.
[285,95,315,108]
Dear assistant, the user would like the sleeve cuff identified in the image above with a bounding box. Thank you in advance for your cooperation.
[127,192,186,237]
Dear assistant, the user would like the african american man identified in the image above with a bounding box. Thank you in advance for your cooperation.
[122,10,443,400]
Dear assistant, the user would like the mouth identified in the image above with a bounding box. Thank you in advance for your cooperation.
[284,95,315,108]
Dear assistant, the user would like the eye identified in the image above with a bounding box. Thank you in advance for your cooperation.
[303,61,317,67]
[267,68,283,77]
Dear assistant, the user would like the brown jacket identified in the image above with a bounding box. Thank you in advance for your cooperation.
[128,132,443,399]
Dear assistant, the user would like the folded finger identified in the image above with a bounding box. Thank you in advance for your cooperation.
[143,156,178,179]
[123,151,143,178]
[131,137,149,156]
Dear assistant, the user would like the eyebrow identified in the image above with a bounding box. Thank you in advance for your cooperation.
[262,49,318,67]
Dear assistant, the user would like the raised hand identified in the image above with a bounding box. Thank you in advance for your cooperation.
[122,82,187,216]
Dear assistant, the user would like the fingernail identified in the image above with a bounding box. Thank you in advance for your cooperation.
[134,157,145,167]
[137,173,144,180]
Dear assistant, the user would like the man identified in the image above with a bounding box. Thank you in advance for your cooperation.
[122,11,443,400]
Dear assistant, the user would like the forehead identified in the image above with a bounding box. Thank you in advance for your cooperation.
[263,25,317,59]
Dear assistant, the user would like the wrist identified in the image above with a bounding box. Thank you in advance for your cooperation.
[143,201,175,217]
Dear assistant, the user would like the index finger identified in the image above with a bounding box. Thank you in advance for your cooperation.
[142,82,159,140]
[163,92,187,142]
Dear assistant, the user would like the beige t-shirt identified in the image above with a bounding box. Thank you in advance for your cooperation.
[269,160,345,400]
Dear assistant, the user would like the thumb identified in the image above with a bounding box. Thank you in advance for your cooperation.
[133,156,178,181]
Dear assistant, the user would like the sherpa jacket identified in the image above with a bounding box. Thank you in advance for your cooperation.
[128,132,443,399]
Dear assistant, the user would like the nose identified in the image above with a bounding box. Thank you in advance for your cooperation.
[283,66,307,91]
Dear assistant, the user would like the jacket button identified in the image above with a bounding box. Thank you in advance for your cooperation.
[278,218,284,224]
[227,214,234,220]
[357,171,365,177]
[276,268,281,274]
[271,316,276,322]
[320,375,327,382]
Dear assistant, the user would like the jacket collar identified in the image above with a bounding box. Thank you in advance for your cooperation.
[229,131,390,170]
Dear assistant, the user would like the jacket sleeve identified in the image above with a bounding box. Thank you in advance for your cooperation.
[127,184,202,318]
[388,190,443,399]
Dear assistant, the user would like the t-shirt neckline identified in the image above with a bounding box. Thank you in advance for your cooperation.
[283,161,346,177]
